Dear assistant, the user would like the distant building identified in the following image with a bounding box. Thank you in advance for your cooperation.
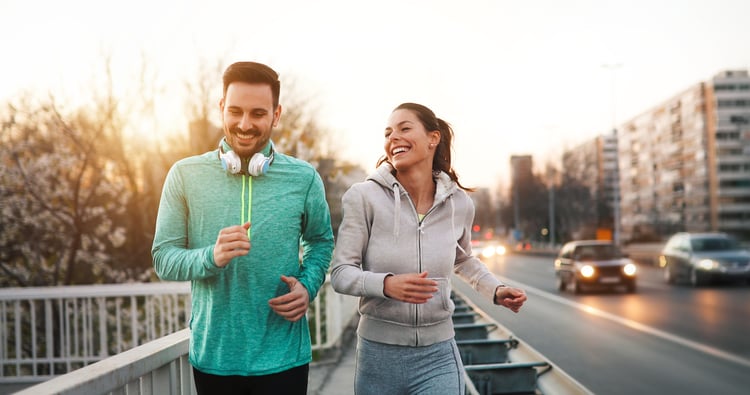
[561,131,620,223]
[617,70,750,241]
[509,155,533,239]
[510,155,533,181]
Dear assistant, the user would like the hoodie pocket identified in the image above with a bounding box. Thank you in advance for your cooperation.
[417,278,454,326]
[359,294,413,326]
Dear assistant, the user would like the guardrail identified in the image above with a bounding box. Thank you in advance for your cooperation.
[13,329,194,395]
[0,282,191,383]
[452,290,593,395]
[1,278,358,393]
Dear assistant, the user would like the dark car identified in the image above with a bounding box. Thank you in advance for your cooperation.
[554,240,637,294]
[659,232,750,286]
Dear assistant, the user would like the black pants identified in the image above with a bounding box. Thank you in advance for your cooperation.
[192,364,309,395]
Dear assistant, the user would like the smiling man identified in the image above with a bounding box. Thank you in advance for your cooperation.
[152,61,334,395]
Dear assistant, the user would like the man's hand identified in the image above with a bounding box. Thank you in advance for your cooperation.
[213,222,251,268]
[269,275,310,322]
[494,286,527,313]
[383,271,438,304]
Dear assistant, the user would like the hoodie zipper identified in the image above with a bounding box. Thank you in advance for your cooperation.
[394,180,448,347]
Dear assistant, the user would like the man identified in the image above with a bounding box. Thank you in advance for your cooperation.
[152,61,334,394]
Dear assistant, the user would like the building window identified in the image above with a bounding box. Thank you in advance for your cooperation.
[716,131,741,140]
[719,179,750,188]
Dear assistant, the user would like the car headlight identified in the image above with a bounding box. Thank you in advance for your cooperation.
[580,265,595,278]
[697,259,718,270]
[623,263,637,276]
[481,247,495,258]
[495,245,507,256]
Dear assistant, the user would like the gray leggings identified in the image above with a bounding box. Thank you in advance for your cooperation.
[355,337,465,395]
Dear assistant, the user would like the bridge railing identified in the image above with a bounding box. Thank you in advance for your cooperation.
[0,278,358,387]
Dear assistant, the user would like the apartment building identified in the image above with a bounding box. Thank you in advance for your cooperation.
[561,131,620,241]
[617,70,750,241]
[562,132,620,213]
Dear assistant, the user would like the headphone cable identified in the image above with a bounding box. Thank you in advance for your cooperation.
[241,174,252,239]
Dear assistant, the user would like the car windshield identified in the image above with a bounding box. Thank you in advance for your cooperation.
[575,245,619,260]
[691,237,741,252]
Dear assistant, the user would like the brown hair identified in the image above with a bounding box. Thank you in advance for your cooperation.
[377,102,474,191]
[222,61,281,108]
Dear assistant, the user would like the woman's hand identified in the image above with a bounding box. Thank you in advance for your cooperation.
[494,286,527,313]
[383,271,438,304]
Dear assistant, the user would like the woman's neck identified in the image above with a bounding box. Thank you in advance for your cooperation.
[395,167,435,214]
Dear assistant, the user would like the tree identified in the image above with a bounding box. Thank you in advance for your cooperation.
[1,55,361,288]
[499,171,549,243]
[0,97,135,286]
[554,174,598,242]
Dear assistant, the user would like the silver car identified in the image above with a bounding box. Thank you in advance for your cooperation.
[659,232,750,286]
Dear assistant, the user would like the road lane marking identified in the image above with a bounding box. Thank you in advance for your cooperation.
[496,275,750,369]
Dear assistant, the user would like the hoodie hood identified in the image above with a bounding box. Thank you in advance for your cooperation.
[367,163,459,237]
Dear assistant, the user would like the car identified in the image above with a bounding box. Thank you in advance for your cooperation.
[659,232,750,286]
[554,240,637,294]
[472,240,508,260]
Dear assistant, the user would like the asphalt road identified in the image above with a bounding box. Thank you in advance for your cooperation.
[453,252,750,395]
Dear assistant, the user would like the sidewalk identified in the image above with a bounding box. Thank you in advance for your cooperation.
[308,318,358,395]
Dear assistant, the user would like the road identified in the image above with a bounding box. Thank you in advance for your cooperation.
[453,252,750,395]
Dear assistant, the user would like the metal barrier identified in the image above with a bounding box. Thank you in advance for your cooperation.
[1,278,358,393]
[452,291,594,395]
[0,282,190,383]
[14,329,194,395]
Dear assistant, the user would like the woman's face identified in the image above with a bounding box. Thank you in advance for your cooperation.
[384,109,440,171]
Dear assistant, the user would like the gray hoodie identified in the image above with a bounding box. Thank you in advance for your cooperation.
[331,164,504,347]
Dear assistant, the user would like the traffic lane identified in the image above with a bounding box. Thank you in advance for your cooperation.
[453,277,749,395]
[574,279,750,358]
[485,253,750,357]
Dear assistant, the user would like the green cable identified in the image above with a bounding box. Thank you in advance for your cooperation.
[241,175,253,239]
[247,175,253,238]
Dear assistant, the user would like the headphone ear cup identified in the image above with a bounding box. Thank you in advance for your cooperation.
[221,150,242,174]
[247,152,271,176]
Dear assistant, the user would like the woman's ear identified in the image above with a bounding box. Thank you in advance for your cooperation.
[430,131,441,147]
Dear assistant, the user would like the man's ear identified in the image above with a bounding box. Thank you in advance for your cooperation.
[273,104,283,127]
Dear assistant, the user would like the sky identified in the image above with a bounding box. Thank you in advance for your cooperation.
[2,0,749,191]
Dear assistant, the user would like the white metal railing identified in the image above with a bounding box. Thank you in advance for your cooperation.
[1,277,358,391]
[0,282,191,383]
[14,329,195,395]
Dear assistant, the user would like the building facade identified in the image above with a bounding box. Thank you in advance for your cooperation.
[560,131,621,242]
[617,70,750,241]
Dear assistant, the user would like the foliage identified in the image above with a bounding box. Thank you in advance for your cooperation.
[0,58,363,288]
[0,98,146,286]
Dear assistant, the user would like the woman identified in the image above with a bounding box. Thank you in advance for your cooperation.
[331,102,527,394]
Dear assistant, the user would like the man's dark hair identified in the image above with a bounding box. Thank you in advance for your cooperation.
[222,61,281,108]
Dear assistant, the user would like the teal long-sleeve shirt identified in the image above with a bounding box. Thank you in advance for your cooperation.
[151,145,334,376]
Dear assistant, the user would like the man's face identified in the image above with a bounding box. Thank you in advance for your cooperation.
[219,82,281,159]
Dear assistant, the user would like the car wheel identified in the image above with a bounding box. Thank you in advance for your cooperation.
[555,274,566,291]
[690,268,704,287]
[664,265,676,284]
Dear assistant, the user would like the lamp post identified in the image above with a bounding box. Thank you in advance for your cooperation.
[602,62,622,246]
[547,166,557,247]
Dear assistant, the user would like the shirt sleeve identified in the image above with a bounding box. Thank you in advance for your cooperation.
[452,194,504,301]
[330,185,391,299]
[151,164,222,281]
[297,169,335,301]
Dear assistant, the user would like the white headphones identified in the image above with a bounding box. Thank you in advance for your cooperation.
[218,138,275,176]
